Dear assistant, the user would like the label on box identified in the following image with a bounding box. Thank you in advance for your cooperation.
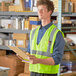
[18,40,23,45]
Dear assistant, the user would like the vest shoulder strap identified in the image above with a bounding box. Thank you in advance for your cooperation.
[47,27,58,55]
[31,28,37,41]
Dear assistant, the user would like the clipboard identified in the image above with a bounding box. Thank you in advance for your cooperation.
[8,46,30,63]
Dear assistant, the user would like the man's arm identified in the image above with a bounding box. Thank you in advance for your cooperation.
[28,55,55,65]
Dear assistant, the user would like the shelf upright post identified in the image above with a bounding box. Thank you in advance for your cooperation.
[58,0,62,30]
[57,0,62,76]
[0,19,1,28]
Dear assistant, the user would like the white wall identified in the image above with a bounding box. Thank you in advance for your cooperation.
[67,34,76,44]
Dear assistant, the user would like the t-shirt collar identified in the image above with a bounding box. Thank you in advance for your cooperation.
[40,22,53,30]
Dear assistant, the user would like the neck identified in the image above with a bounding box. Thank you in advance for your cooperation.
[41,18,51,27]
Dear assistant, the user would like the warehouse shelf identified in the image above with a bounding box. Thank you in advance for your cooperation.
[0,12,58,16]
[62,13,76,17]
[0,45,10,50]
[64,49,76,51]
[0,45,27,52]
[0,29,31,33]
[62,27,76,29]
[63,31,76,33]
[64,45,76,51]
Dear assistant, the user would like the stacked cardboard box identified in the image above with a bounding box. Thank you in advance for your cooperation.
[73,2,76,13]
[18,63,30,76]
[0,55,25,76]
[0,1,11,11]
[13,33,29,48]
[62,0,76,13]
[62,0,73,13]
[9,0,25,12]
[24,63,30,74]
[24,19,32,30]
[18,73,30,76]
[70,0,76,13]
[63,46,76,60]
[63,51,76,60]
[0,50,6,56]
[71,0,76,2]
[29,17,40,29]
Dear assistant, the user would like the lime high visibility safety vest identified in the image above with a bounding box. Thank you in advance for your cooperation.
[29,24,64,74]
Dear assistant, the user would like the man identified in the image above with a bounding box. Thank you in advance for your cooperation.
[27,0,65,76]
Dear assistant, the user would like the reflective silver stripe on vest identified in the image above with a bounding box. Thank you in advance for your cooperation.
[30,28,37,46]
[31,28,37,41]
[30,28,37,52]
[32,50,52,57]
[31,27,57,57]
[47,27,57,54]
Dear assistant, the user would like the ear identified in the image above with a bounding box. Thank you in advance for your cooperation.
[49,10,52,15]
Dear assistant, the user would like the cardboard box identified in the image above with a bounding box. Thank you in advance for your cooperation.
[63,50,76,60]
[9,5,15,11]
[13,33,28,40]
[9,0,25,12]
[32,25,40,29]
[24,63,30,73]
[0,50,6,56]
[13,33,29,48]
[0,55,25,76]
[19,0,25,11]
[29,17,40,21]
[73,2,76,13]
[0,1,11,11]
[71,0,76,2]
[25,20,32,30]
[18,73,30,76]
[63,17,70,20]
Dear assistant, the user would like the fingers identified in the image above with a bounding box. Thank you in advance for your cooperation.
[26,52,30,55]
[28,55,35,60]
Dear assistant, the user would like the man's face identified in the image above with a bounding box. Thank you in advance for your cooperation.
[37,5,51,20]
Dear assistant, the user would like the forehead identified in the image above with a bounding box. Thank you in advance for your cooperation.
[37,5,47,9]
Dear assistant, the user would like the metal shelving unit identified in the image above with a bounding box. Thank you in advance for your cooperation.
[0,11,58,50]
[62,13,76,17]
[0,29,31,33]
[0,12,58,16]
[64,49,76,51]
[0,45,10,50]
[63,31,76,33]
[62,27,76,29]
[0,1,76,54]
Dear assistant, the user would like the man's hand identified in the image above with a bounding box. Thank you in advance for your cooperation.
[27,55,39,64]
